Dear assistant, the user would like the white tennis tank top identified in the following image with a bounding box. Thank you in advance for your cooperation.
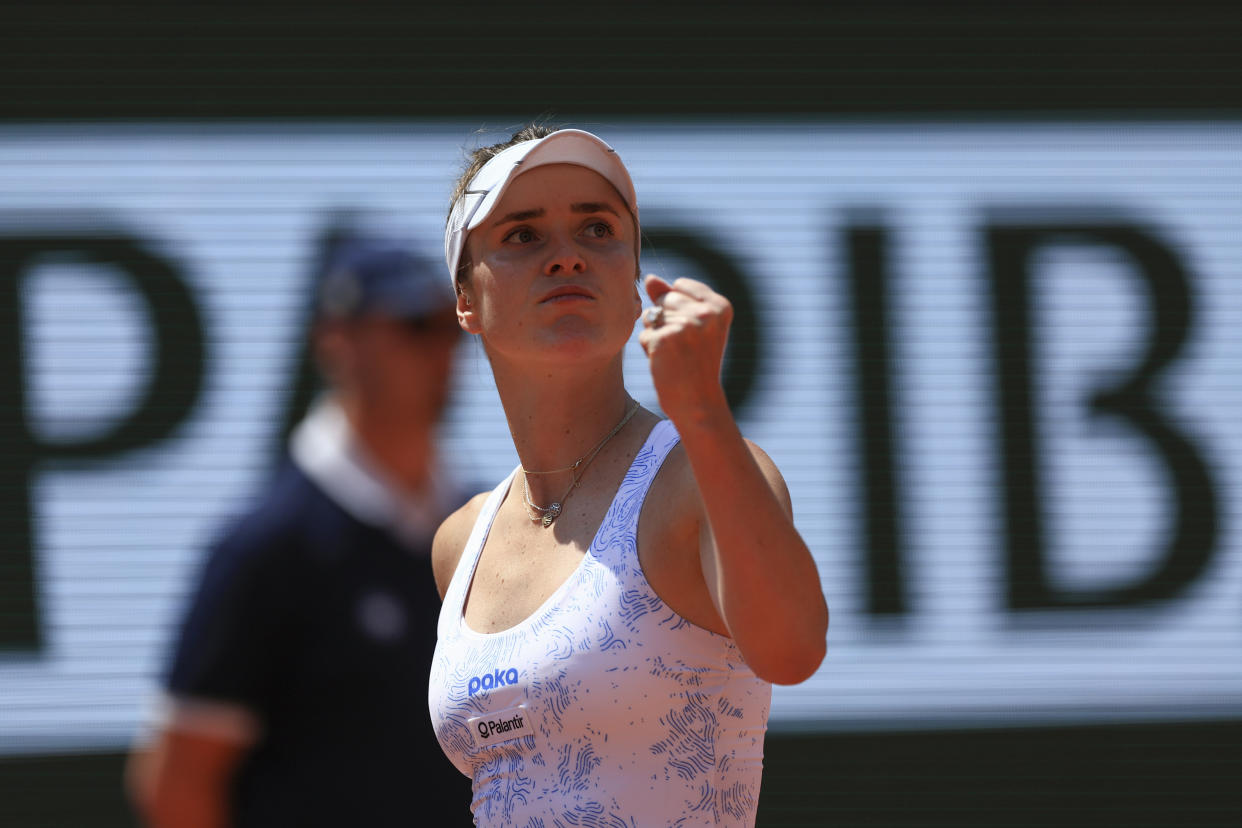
[428,420,771,827]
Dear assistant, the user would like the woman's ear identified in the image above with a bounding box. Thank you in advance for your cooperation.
[457,289,482,334]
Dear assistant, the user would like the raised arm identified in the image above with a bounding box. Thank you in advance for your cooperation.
[639,275,828,684]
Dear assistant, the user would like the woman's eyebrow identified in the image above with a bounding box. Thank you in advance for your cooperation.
[572,202,621,217]
[490,208,545,227]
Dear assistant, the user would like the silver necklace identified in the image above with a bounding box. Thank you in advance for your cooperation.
[521,400,640,528]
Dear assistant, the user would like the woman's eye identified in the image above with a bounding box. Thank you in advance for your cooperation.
[585,221,613,238]
[504,228,536,244]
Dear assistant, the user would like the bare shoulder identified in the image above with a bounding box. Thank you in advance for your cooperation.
[652,435,792,518]
[742,438,793,516]
[646,440,700,522]
[640,433,797,636]
[432,492,491,600]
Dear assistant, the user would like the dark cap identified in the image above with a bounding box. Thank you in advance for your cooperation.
[318,238,456,320]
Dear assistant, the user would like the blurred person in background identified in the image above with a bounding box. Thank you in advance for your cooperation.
[126,235,474,827]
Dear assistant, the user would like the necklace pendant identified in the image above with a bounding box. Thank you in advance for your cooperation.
[542,503,562,528]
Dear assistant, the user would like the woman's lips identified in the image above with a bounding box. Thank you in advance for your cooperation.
[540,287,595,303]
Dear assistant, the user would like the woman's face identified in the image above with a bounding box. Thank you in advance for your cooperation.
[459,163,642,366]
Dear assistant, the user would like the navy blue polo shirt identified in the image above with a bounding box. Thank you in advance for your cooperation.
[166,456,473,827]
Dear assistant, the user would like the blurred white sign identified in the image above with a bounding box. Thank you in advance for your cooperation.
[0,122,1239,754]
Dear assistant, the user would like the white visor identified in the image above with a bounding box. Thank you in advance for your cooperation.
[444,129,638,286]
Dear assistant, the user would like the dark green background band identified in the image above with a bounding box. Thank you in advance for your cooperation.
[2,2,1240,120]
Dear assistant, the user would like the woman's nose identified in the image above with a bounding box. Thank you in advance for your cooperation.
[544,237,587,276]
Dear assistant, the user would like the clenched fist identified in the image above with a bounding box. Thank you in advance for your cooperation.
[638,274,734,423]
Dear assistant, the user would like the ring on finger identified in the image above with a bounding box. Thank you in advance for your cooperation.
[645,306,664,326]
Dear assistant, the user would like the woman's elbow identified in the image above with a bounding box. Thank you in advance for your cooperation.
[770,639,827,686]
[752,611,828,685]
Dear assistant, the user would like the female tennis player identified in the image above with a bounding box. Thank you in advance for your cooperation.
[428,125,828,826]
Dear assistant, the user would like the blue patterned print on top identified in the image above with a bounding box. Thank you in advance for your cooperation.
[428,421,772,827]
